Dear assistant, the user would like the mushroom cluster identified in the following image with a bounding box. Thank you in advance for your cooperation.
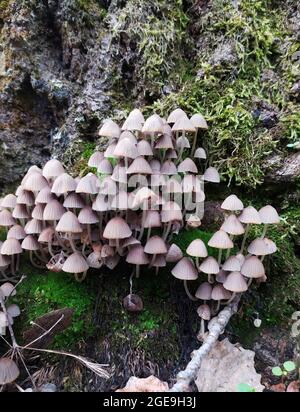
[0,109,215,289]
[171,194,280,339]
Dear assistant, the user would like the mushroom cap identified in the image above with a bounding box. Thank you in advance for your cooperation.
[167,108,186,124]
[35,186,55,204]
[76,173,99,194]
[43,199,66,221]
[23,172,48,192]
[149,159,161,173]
[92,194,110,212]
[104,142,117,158]
[165,149,178,159]
[190,113,208,129]
[7,304,21,318]
[24,218,43,235]
[78,206,99,224]
[63,193,85,209]
[88,151,104,168]
[56,211,83,234]
[161,201,183,223]
[97,159,113,175]
[221,194,244,211]
[123,294,144,312]
[241,256,265,278]
[178,158,198,174]
[142,210,161,228]
[114,137,138,159]
[239,206,261,224]
[0,282,16,297]
[1,238,22,255]
[208,230,234,249]
[127,108,145,124]
[264,238,277,254]
[12,204,30,219]
[43,159,65,179]
[211,284,232,301]
[126,245,150,265]
[103,217,132,240]
[166,244,183,263]
[38,227,55,243]
[199,256,219,274]
[0,209,15,227]
[197,304,211,320]
[155,134,174,150]
[119,130,137,143]
[132,187,157,209]
[0,358,20,385]
[1,194,17,209]
[111,165,128,184]
[126,156,152,175]
[31,203,45,220]
[142,114,164,134]
[137,140,153,157]
[222,255,242,272]
[221,214,245,235]
[0,252,10,268]
[203,167,220,183]
[121,236,141,248]
[99,119,121,138]
[216,269,228,284]
[195,282,212,300]
[194,147,207,159]
[171,257,198,280]
[223,271,248,292]
[165,177,182,194]
[21,235,40,251]
[111,191,130,211]
[51,173,77,194]
[98,176,117,195]
[62,252,89,274]
[16,189,35,206]
[144,235,167,255]
[186,214,202,228]
[247,238,270,256]
[186,239,208,258]
[259,205,280,224]
[160,160,177,175]
[172,115,196,132]
[122,113,143,132]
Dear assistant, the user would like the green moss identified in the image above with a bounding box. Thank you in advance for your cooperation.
[0,227,6,241]
[14,262,97,349]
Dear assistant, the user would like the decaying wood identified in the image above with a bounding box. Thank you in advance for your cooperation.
[169,298,240,392]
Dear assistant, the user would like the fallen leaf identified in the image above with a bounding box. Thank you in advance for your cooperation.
[270,383,286,392]
[116,375,169,392]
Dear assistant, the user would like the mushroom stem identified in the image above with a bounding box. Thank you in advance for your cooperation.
[195,256,200,270]
[183,279,198,301]
[136,264,140,278]
[29,251,44,269]
[74,271,87,282]
[261,224,268,238]
[208,274,214,284]
[217,249,222,265]
[146,227,152,241]
[225,235,233,259]
[163,221,172,241]
[177,131,186,163]
[15,253,20,272]
[191,129,198,156]
[10,255,15,276]
[0,293,18,348]
[240,223,250,253]
[224,292,237,305]
[69,235,78,253]
[247,278,253,288]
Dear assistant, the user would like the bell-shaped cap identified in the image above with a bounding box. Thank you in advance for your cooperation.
[171,257,198,280]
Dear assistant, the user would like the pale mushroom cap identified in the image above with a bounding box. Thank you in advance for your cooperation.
[221,214,245,235]
[21,235,40,251]
[211,284,232,300]
[127,108,145,124]
[137,140,153,157]
[51,173,77,194]
[111,165,128,184]
[97,159,113,175]
[199,256,220,274]
[16,189,35,206]
[0,282,16,297]
[38,227,55,243]
[1,194,17,209]
[12,204,30,219]
[223,271,248,292]
[119,130,137,143]
[171,257,198,280]
[144,235,167,254]
[132,187,157,209]
[63,193,85,209]
[165,148,178,159]
[241,256,265,278]
[0,209,15,226]
[7,304,21,318]
[99,119,121,138]
[195,282,212,300]
[194,147,207,159]
[190,113,208,129]
[114,137,138,159]
[42,159,65,179]
[1,238,22,255]
[92,194,110,212]
[78,206,99,224]
[111,190,129,210]
[56,211,83,234]
[165,177,182,194]
[178,158,198,174]
[197,304,211,320]
[216,269,228,284]
[126,245,150,265]
[239,206,261,224]
[35,186,55,204]
[0,252,10,268]
[142,210,161,228]
[104,142,117,158]
[43,200,66,221]
[31,203,45,220]
[126,156,152,175]
[88,151,104,168]
[23,172,48,192]
[0,358,20,385]
[247,238,270,256]
[98,176,117,195]
[103,217,132,240]
[167,108,186,124]
[221,194,244,211]
[62,252,89,274]
[166,244,183,263]
[222,256,242,272]
[264,238,277,254]
[155,134,174,150]
[24,218,43,234]
[161,201,183,222]
[208,230,234,249]
[149,159,161,173]
[186,239,208,258]
[160,160,177,175]
[142,114,164,134]
[152,254,166,268]
[203,167,220,183]
[259,205,280,224]
[76,173,99,194]
[121,236,141,248]
[176,135,190,149]
[172,115,196,132]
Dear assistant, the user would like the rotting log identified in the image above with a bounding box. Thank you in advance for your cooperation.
[169,297,240,392]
